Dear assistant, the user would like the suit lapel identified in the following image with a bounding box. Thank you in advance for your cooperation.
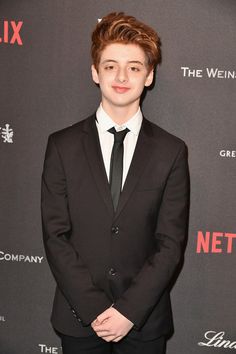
[82,115,155,220]
[82,114,114,217]
[114,118,155,220]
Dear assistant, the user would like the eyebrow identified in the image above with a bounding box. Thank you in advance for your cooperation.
[101,59,144,66]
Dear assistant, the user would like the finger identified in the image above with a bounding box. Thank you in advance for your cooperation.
[91,322,98,330]
[112,335,123,342]
[97,312,110,323]
[93,318,109,327]
[91,318,102,327]
[94,325,111,333]
[101,335,117,342]
[93,320,113,331]
[96,331,115,338]
[91,319,98,327]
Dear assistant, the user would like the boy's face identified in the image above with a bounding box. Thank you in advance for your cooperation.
[91,43,153,112]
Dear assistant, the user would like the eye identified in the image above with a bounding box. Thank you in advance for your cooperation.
[104,65,116,71]
[129,66,140,72]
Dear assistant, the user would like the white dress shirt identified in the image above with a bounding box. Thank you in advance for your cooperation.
[95,104,143,189]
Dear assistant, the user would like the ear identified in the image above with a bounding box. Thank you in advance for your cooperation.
[91,64,99,84]
[144,69,154,87]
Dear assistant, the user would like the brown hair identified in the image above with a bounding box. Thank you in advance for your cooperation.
[91,12,161,71]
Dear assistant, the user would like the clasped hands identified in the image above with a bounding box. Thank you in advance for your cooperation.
[91,307,134,342]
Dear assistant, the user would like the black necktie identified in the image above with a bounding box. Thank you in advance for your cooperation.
[108,127,129,210]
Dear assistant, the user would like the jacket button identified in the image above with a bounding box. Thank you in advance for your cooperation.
[111,226,119,234]
[109,268,117,276]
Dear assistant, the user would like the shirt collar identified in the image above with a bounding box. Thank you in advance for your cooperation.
[96,103,142,136]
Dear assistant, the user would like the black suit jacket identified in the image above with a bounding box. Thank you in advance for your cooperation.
[41,114,190,340]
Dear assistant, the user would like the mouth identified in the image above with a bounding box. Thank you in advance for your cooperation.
[112,86,130,94]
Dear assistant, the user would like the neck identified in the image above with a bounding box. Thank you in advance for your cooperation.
[101,100,140,125]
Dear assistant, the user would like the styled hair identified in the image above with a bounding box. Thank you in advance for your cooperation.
[91,12,161,71]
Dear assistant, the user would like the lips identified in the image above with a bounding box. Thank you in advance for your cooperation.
[112,86,130,93]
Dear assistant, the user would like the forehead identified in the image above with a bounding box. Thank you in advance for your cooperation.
[100,43,147,63]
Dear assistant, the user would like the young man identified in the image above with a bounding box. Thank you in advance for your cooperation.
[41,12,190,354]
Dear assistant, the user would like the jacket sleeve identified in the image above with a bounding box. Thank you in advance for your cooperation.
[41,134,112,326]
[113,142,190,329]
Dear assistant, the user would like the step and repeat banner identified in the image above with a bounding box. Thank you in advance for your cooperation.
[0,1,235,353]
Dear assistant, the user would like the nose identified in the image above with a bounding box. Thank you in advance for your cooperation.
[115,67,128,83]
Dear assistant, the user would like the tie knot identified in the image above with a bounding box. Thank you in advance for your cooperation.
[108,127,129,143]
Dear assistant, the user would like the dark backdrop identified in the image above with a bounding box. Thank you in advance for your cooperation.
[1,1,235,353]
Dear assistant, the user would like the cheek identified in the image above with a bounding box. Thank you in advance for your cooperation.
[99,73,114,86]
[132,78,147,92]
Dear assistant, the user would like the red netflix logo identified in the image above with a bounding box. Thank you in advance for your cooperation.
[0,20,23,46]
[196,231,236,253]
